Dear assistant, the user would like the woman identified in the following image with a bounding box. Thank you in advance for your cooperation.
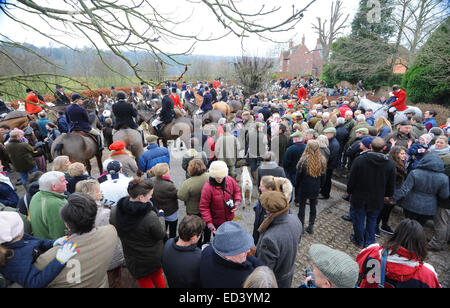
[149,163,179,239]
[243,266,278,288]
[356,219,441,288]
[392,152,449,226]
[51,155,71,179]
[75,179,124,288]
[181,138,208,178]
[0,161,19,208]
[316,135,330,163]
[44,122,61,150]
[108,140,138,177]
[377,146,408,236]
[375,116,392,138]
[429,136,450,156]
[295,140,327,234]
[199,160,241,243]
[110,178,166,288]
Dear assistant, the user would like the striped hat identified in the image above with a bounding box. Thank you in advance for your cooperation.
[309,244,359,288]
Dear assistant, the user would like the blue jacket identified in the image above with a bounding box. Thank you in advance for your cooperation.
[327,137,341,170]
[378,126,391,138]
[199,245,263,288]
[65,104,92,133]
[407,143,429,170]
[201,93,213,112]
[138,143,170,172]
[36,118,51,138]
[423,118,436,129]
[0,234,65,288]
[366,116,375,127]
[283,142,306,176]
[185,90,196,102]
[57,116,69,134]
[0,182,19,207]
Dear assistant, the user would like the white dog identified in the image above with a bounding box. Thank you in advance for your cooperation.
[240,166,253,209]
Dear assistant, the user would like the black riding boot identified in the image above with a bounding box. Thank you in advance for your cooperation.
[139,130,146,146]
[155,124,163,138]
[96,135,104,153]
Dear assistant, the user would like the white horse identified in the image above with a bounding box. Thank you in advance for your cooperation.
[358,95,422,124]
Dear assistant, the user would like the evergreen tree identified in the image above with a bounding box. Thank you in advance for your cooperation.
[351,0,396,41]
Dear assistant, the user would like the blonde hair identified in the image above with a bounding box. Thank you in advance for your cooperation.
[298,140,326,178]
[243,266,278,288]
[317,135,329,148]
[75,179,100,200]
[375,116,392,135]
[68,162,86,177]
[52,156,70,172]
[149,163,170,178]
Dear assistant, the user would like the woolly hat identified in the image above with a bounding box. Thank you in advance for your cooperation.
[109,140,126,151]
[309,244,359,288]
[323,127,337,135]
[0,212,24,244]
[361,136,374,149]
[146,135,158,144]
[211,222,254,256]
[71,93,82,101]
[419,133,433,145]
[209,160,228,179]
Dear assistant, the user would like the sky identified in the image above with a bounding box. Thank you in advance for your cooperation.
[0,0,360,57]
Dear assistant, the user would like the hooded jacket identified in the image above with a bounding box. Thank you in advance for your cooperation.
[393,153,449,216]
[347,151,396,212]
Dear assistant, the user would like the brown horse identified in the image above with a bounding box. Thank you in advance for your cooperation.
[308,94,327,106]
[0,111,30,131]
[148,117,193,148]
[229,100,243,113]
[51,132,103,175]
[113,129,143,164]
[213,102,231,117]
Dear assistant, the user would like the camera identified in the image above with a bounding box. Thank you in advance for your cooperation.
[305,269,315,287]
[225,200,235,209]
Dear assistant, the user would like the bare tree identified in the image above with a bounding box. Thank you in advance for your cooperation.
[311,0,350,66]
[233,56,274,97]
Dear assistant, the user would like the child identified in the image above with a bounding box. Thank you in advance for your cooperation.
[407,133,432,171]
[0,212,78,288]
[103,118,114,149]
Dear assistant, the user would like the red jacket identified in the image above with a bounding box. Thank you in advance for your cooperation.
[170,94,182,109]
[339,104,352,118]
[356,244,441,288]
[392,89,407,111]
[199,176,241,227]
[25,93,46,114]
[297,88,308,101]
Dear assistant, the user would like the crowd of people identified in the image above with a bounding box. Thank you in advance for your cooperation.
[0,76,448,289]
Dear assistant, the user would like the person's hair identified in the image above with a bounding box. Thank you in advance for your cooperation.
[52,156,70,172]
[27,171,43,185]
[127,177,154,199]
[317,135,329,148]
[38,112,46,118]
[263,151,277,162]
[383,219,427,261]
[0,124,10,130]
[39,171,65,192]
[178,215,205,242]
[427,110,437,117]
[68,162,85,177]
[365,109,373,113]
[298,140,326,178]
[75,179,100,200]
[368,126,377,137]
[412,115,423,123]
[435,135,448,145]
[356,114,366,122]
[46,122,57,129]
[149,163,169,178]
[260,176,277,191]
[375,116,392,135]
[336,117,345,126]
[371,137,386,153]
[60,193,98,235]
[279,124,286,133]
[187,159,206,177]
[105,118,113,127]
[0,245,14,267]
[345,110,353,117]
[389,146,407,179]
[243,266,278,288]
[190,137,199,149]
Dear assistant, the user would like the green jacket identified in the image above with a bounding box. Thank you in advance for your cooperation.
[314,120,334,135]
[29,190,68,240]
[5,140,36,173]
[177,173,209,215]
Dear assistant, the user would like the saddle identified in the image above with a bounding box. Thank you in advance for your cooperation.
[72,131,99,145]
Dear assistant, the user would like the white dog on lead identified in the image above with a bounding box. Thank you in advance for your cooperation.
[240,166,253,209]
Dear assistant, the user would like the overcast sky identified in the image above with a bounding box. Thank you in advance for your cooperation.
[0,0,360,57]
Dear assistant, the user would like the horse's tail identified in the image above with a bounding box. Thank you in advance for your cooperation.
[53,142,63,158]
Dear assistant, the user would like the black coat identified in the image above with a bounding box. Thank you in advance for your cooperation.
[327,137,341,170]
[347,152,396,212]
[112,100,138,130]
[54,91,70,105]
[295,160,326,201]
[160,95,175,124]
[335,124,349,149]
[65,104,92,133]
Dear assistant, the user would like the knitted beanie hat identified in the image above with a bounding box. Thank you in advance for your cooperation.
[212,222,254,256]
[209,160,228,179]
[0,212,24,244]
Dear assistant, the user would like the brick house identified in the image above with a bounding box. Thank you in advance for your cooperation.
[279,36,323,77]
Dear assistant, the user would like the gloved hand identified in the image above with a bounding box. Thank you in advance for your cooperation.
[55,242,79,265]
[53,235,70,247]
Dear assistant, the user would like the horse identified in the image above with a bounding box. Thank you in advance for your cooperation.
[148,116,194,148]
[358,95,423,124]
[228,100,243,113]
[113,128,144,164]
[202,110,226,125]
[51,132,103,175]
[0,111,30,131]
[308,94,327,106]
[213,102,231,117]
[183,99,199,117]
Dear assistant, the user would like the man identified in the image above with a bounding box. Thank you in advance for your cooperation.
[0,124,11,143]
[28,171,69,240]
[110,86,117,100]
[210,84,218,103]
[356,80,365,92]
[200,86,213,113]
[199,221,263,288]
[319,127,340,200]
[301,244,359,288]
[65,93,103,152]
[56,111,69,134]
[220,87,228,102]
[36,112,51,139]
[270,124,290,166]
[5,130,38,187]
[297,84,308,102]
[342,110,356,133]
[282,131,306,187]
[246,122,267,181]
[100,161,133,206]
[139,135,170,174]
[184,85,196,104]
[365,109,375,126]
[259,102,272,122]
[112,91,139,130]
[410,115,427,140]
[170,87,183,109]
[256,191,302,288]
[162,215,205,288]
[314,112,333,135]
[54,85,70,105]
[24,88,47,115]
[346,114,370,150]
[347,138,396,248]
[423,110,437,131]
[344,128,370,169]
[152,88,175,137]
[387,85,408,122]
[215,124,241,178]
[384,120,414,150]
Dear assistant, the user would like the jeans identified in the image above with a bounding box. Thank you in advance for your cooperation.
[350,203,380,247]
[19,165,38,186]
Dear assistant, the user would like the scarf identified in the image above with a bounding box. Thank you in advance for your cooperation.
[0,172,14,189]
[116,197,152,232]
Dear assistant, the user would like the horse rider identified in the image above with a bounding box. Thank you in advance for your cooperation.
[65,93,103,153]
[25,88,48,117]
[198,86,213,115]
[356,80,365,93]
[170,87,183,109]
[140,82,151,102]
[110,86,118,100]
[152,88,175,138]
[54,85,70,106]
[386,85,408,123]
[111,91,145,143]
[297,84,308,102]
[184,85,196,104]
